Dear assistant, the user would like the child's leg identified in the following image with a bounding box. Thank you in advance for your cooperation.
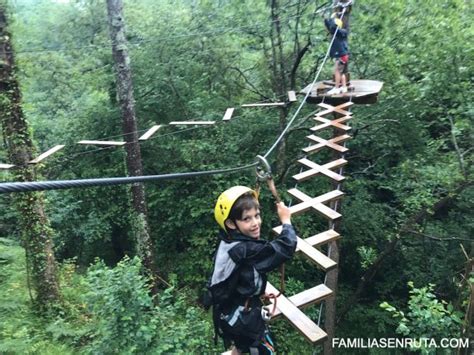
[334,61,342,88]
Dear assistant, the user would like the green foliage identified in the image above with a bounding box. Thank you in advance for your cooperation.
[83,256,218,354]
[380,282,463,343]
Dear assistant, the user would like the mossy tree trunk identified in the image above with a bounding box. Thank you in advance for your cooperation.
[0,3,60,310]
[106,0,159,293]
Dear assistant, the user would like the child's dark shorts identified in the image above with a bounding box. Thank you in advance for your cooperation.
[336,54,349,74]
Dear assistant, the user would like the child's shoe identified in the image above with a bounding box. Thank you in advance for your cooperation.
[340,86,348,94]
[326,87,341,95]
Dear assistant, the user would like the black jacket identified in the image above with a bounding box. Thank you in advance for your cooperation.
[324,18,349,58]
[209,223,297,309]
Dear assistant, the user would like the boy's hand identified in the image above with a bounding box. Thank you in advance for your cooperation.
[276,202,291,225]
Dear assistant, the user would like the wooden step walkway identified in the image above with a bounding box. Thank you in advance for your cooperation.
[261,102,353,347]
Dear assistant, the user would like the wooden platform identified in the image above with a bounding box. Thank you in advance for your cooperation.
[301,80,383,105]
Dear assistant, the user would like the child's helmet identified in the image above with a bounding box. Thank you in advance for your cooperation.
[214,186,258,230]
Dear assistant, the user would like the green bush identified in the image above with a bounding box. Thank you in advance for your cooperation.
[83,256,218,354]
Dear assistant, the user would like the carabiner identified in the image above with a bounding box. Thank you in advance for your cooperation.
[255,155,272,182]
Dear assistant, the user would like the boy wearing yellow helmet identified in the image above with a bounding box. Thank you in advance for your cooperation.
[325,13,350,95]
[208,186,296,354]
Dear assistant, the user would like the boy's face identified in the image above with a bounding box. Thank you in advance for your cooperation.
[226,207,262,239]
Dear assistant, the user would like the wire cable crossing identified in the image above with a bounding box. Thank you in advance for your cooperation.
[0,162,258,194]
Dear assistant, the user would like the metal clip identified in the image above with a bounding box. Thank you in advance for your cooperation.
[261,306,272,322]
[255,155,272,182]
[255,155,281,203]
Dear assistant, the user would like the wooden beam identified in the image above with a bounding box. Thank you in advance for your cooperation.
[288,91,297,102]
[271,284,333,318]
[29,145,65,164]
[266,282,327,343]
[272,228,340,248]
[305,229,341,247]
[293,158,347,183]
[139,125,162,141]
[241,102,286,108]
[287,188,343,220]
[0,163,14,169]
[222,108,235,121]
[78,140,126,146]
[296,236,337,270]
[303,134,351,154]
[316,102,353,117]
[169,121,216,125]
[311,115,352,132]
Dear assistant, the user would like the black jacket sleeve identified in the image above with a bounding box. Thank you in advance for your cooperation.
[228,224,297,274]
[324,18,348,38]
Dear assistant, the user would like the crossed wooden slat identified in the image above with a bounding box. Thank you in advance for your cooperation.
[293,158,347,183]
[316,102,353,117]
[303,134,351,154]
[288,188,343,220]
[311,115,352,132]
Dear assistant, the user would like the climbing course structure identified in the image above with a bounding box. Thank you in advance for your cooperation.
[262,101,353,344]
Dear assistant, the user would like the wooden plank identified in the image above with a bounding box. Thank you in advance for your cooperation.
[0,163,14,169]
[304,229,341,247]
[29,145,65,164]
[296,236,337,270]
[311,115,352,132]
[288,91,297,102]
[241,102,286,108]
[287,189,343,220]
[272,227,340,247]
[139,125,162,141]
[316,102,353,117]
[266,282,327,343]
[293,158,347,183]
[169,121,216,125]
[303,134,351,154]
[78,140,126,146]
[271,284,333,318]
[222,108,235,121]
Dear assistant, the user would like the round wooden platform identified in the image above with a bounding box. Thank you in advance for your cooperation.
[301,80,383,105]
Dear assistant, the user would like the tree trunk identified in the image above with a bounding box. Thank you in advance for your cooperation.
[106,0,159,292]
[269,0,289,177]
[0,3,60,310]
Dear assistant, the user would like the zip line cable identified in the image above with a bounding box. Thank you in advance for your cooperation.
[0,5,345,194]
[0,162,258,193]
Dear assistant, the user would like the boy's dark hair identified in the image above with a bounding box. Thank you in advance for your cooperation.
[228,192,259,222]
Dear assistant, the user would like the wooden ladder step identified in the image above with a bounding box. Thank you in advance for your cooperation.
[271,284,333,318]
[305,229,341,247]
[293,158,347,183]
[296,236,337,270]
[287,188,344,219]
[266,282,328,343]
[303,134,351,154]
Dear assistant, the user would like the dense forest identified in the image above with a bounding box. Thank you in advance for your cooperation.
[0,0,472,354]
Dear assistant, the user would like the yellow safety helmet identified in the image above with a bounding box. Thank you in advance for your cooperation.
[214,186,258,231]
